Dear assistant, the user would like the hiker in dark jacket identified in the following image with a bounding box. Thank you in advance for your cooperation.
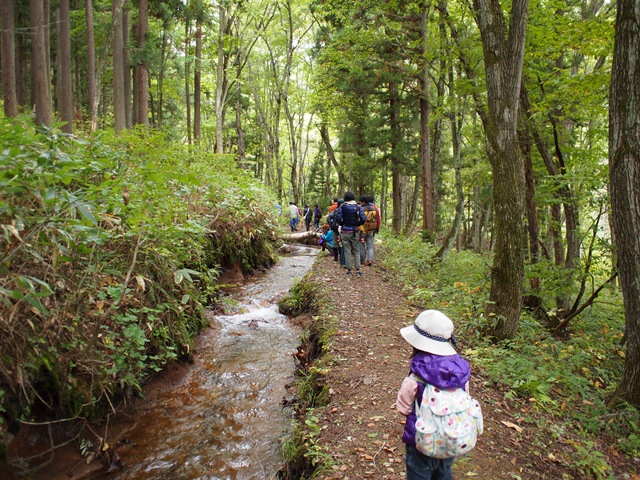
[336,191,366,276]
[313,204,322,229]
[303,204,313,231]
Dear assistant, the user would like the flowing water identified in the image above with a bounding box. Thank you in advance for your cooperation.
[95,244,317,480]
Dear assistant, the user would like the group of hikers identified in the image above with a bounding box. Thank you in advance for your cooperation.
[287,202,322,232]
[287,191,381,277]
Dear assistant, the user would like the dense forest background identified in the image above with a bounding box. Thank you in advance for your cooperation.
[1,0,640,475]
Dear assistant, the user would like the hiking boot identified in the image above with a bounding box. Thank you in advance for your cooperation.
[346,270,353,276]
[355,270,363,277]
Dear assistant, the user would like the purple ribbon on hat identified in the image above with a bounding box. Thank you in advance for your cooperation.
[414,323,457,347]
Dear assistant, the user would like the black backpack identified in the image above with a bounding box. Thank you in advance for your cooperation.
[340,203,365,227]
[326,210,339,231]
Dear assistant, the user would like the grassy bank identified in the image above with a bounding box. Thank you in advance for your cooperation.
[0,118,280,465]
[278,276,337,478]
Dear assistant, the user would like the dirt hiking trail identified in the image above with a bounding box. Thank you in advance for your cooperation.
[303,248,585,480]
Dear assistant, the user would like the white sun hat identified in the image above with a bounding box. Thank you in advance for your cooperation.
[400,310,457,356]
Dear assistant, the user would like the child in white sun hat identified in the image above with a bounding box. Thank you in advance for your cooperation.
[395,310,472,480]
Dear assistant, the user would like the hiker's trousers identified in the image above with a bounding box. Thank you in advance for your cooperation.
[405,444,454,480]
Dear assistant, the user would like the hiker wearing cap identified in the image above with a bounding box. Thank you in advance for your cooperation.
[396,310,472,480]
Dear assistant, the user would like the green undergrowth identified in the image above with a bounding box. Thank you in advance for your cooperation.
[381,233,639,478]
[278,275,337,479]
[0,117,279,465]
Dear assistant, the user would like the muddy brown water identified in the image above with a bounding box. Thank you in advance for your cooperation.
[3,244,317,480]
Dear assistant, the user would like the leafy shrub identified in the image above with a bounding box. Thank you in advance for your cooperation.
[0,118,280,439]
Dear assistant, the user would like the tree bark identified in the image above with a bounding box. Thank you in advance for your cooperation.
[609,0,640,407]
[112,0,126,132]
[30,0,52,126]
[15,7,26,109]
[436,111,464,260]
[215,3,228,153]
[320,123,344,193]
[133,0,148,127]
[473,0,530,340]
[280,231,321,242]
[522,129,540,290]
[85,0,98,131]
[235,96,246,167]
[194,20,202,142]
[185,18,191,145]
[57,0,73,133]
[390,81,402,234]
[420,2,435,236]
[1,0,18,117]
[123,6,131,129]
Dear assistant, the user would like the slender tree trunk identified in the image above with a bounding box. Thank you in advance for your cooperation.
[43,0,50,88]
[15,8,26,109]
[521,85,578,311]
[185,19,191,145]
[133,0,148,127]
[436,111,464,260]
[30,0,51,126]
[157,31,168,128]
[123,6,131,129]
[404,175,421,234]
[523,130,540,290]
[609,0,640,407]
[235,96,246,166]
[474,0,530,340]
[112,0,126,132]
[472,185,482,250]
[420,2,434,235]
[85,0,97,131]
[194,20,202,142]
[57,0,73,133]
[1,0,18,117]
[215,4,227,153]
[390,81,402,233]
[319,123,344,193]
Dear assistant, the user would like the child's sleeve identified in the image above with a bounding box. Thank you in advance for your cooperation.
[395,376,418,416]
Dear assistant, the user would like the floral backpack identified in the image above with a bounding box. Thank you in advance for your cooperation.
[412,374,483,459]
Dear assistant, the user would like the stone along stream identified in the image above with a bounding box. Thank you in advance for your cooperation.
[96,244,317,479]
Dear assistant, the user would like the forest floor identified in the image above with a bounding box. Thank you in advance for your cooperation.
[302,246,640,480]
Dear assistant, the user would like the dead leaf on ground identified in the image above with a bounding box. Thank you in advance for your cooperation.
[500,420,524,433]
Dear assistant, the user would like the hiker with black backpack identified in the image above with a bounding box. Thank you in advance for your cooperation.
[313,204,322,229]
[395,310,482,480]
[303,204,313,231]
[336,191,366,276]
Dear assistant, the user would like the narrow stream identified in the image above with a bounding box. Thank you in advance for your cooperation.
[99,244,317,479]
